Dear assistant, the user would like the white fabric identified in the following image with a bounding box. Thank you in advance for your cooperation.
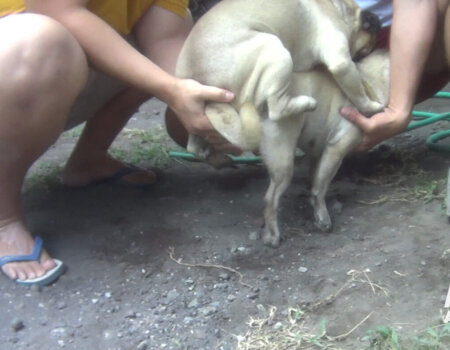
[355,0,393,27]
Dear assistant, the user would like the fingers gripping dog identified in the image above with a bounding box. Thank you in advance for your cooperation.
[176,0,382,162]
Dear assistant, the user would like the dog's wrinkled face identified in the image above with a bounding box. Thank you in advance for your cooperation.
[351,10,382,61]
[329,0,382,61]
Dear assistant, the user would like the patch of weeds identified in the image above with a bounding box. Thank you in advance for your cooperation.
[358,177,446,206]
[411,179,446,203]
[363,323,450,349]
[363,326,402,349]
[111,127,175,168]
[24,161,62,191]
[61,124,84,139]
[235,306,346,350]
[110,144,172,168]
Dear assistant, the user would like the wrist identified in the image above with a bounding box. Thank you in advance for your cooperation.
[158,76,179,108]
[385,105,411,130]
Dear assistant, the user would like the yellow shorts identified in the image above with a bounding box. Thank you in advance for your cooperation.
[0,0,189,35]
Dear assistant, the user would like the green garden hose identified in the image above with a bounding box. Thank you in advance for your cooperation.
[409,91,450,153]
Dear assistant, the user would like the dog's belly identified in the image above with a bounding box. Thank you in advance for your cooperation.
[289,71,361,157]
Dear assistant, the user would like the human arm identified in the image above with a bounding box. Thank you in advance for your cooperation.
[341,0,438,151]
[25,0,234,138]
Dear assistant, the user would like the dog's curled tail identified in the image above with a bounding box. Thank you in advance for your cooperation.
[205,101,261,151]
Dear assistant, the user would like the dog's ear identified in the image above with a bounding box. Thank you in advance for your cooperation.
[360,10,381,34]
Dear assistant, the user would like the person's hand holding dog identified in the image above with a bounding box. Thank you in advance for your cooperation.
[168,78,242,155]
[341,0,438,152]
[340,106,410,152]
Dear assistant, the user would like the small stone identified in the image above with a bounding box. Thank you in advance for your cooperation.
[198,306,217,316]
[30,284,42,293]
[137,340,149,350]
[188,298,200,309]
[331,200,343,214]
[11,318,24,332]
[57,301,67,310]
[273,275,281,282]
[440,249,450,266]
[124,310,137,319]
[248,231,260,241]
[273,322,283,331]
[219,273,231,281]
[227,294,236,302]
[298,267,308,273]
[50,327,69,339]
[166,289,180,302]
[103,330,114,340]
[247,291,259,300]
[183,317,194,325]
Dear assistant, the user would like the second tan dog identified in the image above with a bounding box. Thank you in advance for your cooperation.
[209,50,390,247]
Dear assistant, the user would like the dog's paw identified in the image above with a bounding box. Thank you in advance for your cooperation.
[359,100,384,116]
[262,226,281,248]
[314,219,332,233]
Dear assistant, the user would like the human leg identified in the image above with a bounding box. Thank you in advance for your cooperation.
[0,13,88,281]
[62,5,193,187]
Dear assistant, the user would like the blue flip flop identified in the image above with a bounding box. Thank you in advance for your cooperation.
[0,236,65,286]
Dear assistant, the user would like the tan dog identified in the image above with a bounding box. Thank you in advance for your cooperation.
[176,0,382,161]
[210,50,390,247]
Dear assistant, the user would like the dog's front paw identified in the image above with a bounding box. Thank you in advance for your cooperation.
[359,100,384,116]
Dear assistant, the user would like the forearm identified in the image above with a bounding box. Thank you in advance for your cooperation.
[389,0,438,122]
[25,0,177,103]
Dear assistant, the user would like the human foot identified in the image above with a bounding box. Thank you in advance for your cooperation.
[0,221,59,283]
[61,154,157,187]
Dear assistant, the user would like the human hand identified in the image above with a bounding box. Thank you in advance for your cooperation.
[169,78,241,155]
[340,106,411,152]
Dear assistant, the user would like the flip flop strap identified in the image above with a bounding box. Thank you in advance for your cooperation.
[0,236,43,267]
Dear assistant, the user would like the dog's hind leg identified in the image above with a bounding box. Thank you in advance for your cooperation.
[310,132,360,232]
[248,34,317,122]
[260,118,301,247]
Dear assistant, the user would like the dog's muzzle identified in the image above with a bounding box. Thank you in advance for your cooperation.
[360,10,381,34]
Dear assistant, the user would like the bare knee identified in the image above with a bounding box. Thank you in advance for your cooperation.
[0,13,88,104]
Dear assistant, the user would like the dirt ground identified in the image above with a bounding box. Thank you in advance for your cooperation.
[0,85,449,349]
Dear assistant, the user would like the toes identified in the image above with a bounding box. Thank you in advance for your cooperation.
[2,264,18,280]
[2,258,56,282]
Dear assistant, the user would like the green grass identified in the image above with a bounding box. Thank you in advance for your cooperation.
[109,127,176,168]
[236,308,450,350]
[24,161,63,191]
[363,323,450,350]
